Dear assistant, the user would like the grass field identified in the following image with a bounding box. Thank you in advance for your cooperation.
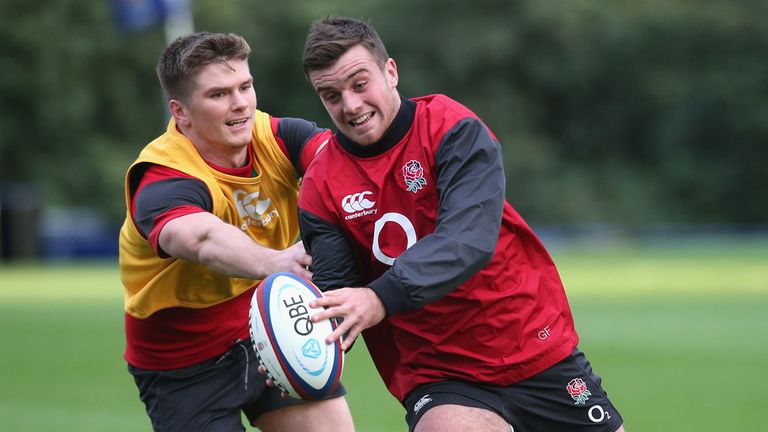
[1,236,766,431]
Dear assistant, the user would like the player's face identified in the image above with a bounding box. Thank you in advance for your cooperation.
[172,59,256,164]
[309,44,400,146]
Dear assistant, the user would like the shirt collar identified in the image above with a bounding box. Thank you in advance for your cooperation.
[336,96,416,158]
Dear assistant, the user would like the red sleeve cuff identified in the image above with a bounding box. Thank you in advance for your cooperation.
[147,205,207,258]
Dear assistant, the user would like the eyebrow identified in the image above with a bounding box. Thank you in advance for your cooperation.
[203,77,253,95]
[315,67,369,93]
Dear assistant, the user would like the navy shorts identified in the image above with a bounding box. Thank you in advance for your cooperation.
[403,348,623,432]
[128,338,347,431]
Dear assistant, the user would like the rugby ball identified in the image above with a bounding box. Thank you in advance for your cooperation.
[249,272,344,400]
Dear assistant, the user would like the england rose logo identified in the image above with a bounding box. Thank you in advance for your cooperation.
[566,378,592,405]
[402,160,427,193]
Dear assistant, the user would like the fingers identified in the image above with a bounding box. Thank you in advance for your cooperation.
[309,294,343,322]
[275,243,313,279]
[308,288,384,350]
[341,332,358,351]
[309,294,335,310]
[338,325,360,351]
[259,365,289,398]
[293,265,313,280]
[310,292,358,346]
[293,249,312,268]
[327,314,349,344]
[309,305,340,328]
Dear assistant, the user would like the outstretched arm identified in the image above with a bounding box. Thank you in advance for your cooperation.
[160,211,312,280]
[130,164,311,280]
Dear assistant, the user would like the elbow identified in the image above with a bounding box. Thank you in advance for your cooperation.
[479,247,495,267]
[467,247,495,276]
[182,230,215,265]
[468,232,498,268]
[195,244,216,267]
[455,238,496,279]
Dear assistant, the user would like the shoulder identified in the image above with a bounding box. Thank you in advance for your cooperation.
[413,94,480,122]
[297,139,339,221]
[129,163,207,200]
[132,123,213,181]
[266,114,331,175]
[302,137,339,181]
[413,94,497,143]
[412,94,483,135]
[267,114,327,147]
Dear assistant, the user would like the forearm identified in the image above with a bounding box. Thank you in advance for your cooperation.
[192,222,278,278]
[160,212,279,279]
[299,209,360,291]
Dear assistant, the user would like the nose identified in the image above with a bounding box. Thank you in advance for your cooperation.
[232,90,249,111]
[341,91,362,115]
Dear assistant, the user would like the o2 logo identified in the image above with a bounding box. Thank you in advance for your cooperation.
[588,405,611,423]
[372,212,417,265]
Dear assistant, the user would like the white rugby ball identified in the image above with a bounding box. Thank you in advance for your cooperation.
[249,272,344,400]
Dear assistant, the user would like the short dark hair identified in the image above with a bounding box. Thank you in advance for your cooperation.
[302,16,389,76]
[156,32,251,102]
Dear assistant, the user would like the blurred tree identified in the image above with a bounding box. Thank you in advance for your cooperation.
[0,0,765,228]
[366,0,768,225]
[511,0,768,225]
[0,0,166,222]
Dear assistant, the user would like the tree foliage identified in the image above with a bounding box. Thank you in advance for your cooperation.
[0,0,765,226]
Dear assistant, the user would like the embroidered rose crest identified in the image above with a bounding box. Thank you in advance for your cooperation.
[566,378,592,405]
[402,160,427,193]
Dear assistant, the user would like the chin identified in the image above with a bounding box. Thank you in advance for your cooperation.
[341,126,376,146]
[357,132,382,146]
[232,131,253,146]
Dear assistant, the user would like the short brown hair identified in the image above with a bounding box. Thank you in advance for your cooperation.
[156,32,251,102]
[302,16,389,76]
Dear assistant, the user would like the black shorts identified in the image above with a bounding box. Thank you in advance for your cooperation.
[403,348,623,432]
[128,338,347,431]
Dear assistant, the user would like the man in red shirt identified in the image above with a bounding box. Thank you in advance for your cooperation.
[298,16,625,432]
[119,32,353,431]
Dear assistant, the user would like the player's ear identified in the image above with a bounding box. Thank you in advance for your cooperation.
[385,58,398,88]
[169,99,191,128]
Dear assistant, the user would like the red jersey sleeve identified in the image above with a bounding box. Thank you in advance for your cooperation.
[129,164,211,257]
[270,115,332,176]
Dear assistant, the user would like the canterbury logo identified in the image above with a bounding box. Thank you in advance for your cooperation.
[413,395,432,414]
[341,191,375,213]
[234,189,279,229]
[234,190,271,218]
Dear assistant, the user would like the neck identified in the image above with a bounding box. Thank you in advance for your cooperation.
[178,126,249,168]
[198,146,249,169]
[337,96,416,158]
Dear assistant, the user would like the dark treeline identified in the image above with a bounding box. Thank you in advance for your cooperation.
[1,0,765,227]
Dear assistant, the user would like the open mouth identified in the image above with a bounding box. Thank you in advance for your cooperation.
[226,118,248,127]
[349,112,373,127]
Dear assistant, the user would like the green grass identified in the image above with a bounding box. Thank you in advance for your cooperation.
[1,237,766,431]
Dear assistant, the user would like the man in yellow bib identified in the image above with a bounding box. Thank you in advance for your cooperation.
[118,32,354,431]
